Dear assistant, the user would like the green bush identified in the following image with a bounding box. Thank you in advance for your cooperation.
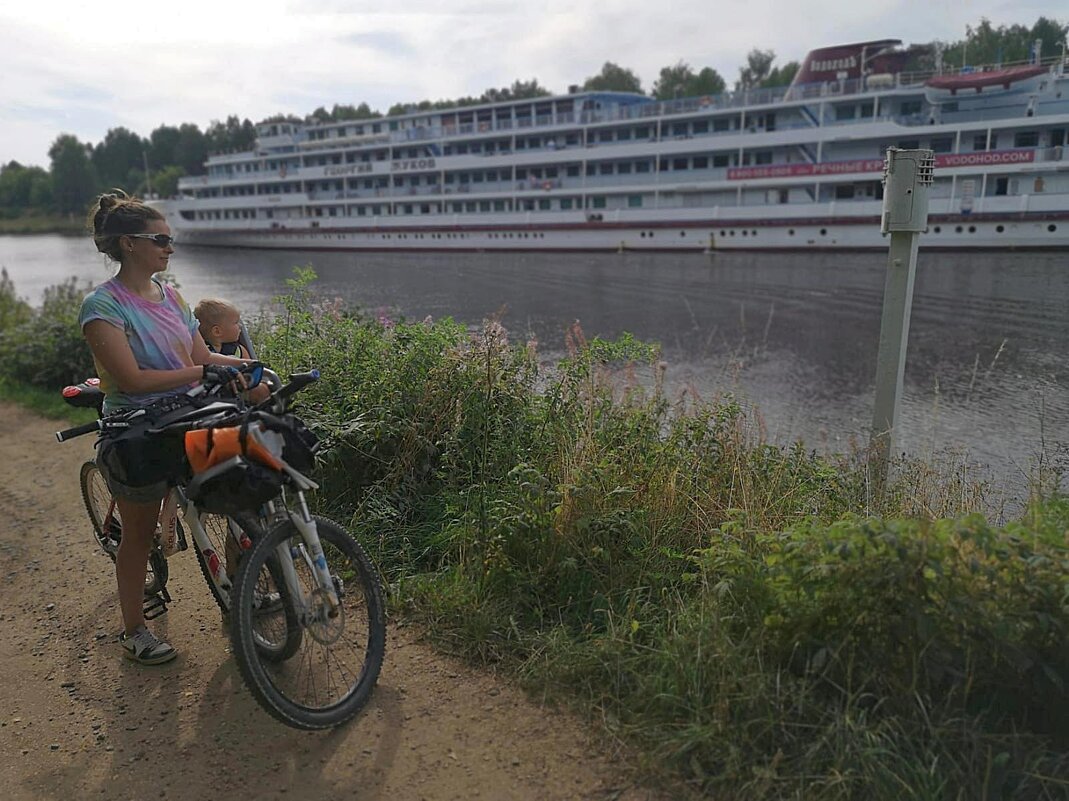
[0,274,94,388]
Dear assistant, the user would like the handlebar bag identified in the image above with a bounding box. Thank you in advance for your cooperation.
[184,422,285,514]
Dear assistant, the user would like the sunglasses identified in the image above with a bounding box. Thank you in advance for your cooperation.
[126,233,176,247]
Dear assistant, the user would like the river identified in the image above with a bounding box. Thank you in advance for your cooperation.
[2,234,1067,503]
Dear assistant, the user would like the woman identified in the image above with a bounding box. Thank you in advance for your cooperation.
[80,191,248,665]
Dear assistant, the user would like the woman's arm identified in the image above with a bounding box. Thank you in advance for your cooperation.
[84,320,202,394]
[191,331,248,368]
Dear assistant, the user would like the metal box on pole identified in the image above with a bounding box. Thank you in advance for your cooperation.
[870,148,934,492]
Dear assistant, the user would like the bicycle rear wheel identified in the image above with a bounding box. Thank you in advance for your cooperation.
[80,461,167,597]
[195,512,301,661]
[230,516,386,730]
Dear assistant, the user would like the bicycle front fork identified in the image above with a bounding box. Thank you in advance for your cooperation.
[275,491,341,621]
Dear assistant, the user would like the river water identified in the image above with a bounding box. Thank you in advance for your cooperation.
[2,234,1067,502]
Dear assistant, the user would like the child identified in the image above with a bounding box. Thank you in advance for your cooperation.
[194,297,270,403]
[194,297,251,359]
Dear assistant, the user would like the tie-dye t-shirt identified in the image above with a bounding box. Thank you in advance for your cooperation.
[79,278,199,413]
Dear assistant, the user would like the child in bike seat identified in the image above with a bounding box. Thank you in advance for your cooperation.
[195,298,269,404]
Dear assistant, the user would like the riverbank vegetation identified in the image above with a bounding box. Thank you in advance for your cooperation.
[1,270,1066,798]
[3,16,1064,235]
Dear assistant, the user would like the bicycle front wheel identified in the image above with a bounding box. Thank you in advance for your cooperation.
[229,516,386,730]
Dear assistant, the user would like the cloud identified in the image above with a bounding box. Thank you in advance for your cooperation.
[1,0,1065,166]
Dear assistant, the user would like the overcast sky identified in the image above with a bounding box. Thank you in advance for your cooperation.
[2,1,1065,167]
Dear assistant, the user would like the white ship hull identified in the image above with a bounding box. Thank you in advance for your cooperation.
[166,200,1069,252]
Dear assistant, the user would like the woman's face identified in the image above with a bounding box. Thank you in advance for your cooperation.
[122,218,175,274]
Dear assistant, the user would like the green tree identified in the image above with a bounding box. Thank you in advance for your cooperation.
[0,162,35,210]
[334,102,381,120]
[652,62,726,99]
[91,127,145,189]
[690,67,726,96]
[48,134,97,216]
[148,125,181,173]
[151,165,185,198]
[205,115,257,153]
[173,123,207,175]
[940,16,1068,69]
[761,61,800,88]
[582,62,643,93]
[652,62,694,99]
[736,48,776,90]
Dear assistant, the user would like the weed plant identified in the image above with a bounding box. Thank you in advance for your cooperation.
[2,269,1066,798]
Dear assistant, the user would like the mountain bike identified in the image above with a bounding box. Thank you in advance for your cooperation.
[57,366,386,729]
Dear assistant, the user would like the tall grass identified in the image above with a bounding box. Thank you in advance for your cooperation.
[251,270,1068,799]
[3,268,1066,798]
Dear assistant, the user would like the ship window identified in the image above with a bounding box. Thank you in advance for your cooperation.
[693,121,709,134]
[897,140,919,150]
[480,201,491,211]
[693,156,708,169]
[712,154,730,168]
[599,163,614,175]
[673,158,688,170]
[712,118,731,132]
[672,123,688,137]
[599,131,613,142]
[591,196,606,209]
[835,105,856,121]
[560,198,573,210]
[618,129,632,141]
[628,195,642,208]
[900,101,922,116]
[586,165,596,176]
[618,163,632,174]
[931,137,953,154]
[1013,131,1039,148]
[567,165,580,177]
[779,189,789,204]
[494,200,506,211]
[755,152,773,165]
[538,199,551,210]
[635,161,651,173]
[994,177,1008,196]
[635,126,650,139]
[1048,224,1057,232]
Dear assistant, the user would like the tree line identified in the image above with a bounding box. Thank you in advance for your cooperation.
[2,16,1064,222]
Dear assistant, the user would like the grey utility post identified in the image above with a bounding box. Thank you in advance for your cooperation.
[869,148,934,491]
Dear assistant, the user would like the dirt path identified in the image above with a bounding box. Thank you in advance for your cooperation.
[0,403,661,801]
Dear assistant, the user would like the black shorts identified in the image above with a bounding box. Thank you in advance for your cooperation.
[96,432,185,504]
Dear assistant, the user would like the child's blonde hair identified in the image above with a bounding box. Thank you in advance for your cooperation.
[194,298,240,330]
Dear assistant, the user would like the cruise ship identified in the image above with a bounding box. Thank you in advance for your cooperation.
[166,39,1069,251]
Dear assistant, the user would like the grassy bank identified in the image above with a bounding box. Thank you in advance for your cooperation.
[4,269,1067,798]
[0,214,84,236]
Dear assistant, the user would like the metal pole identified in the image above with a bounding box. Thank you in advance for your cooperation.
[869,148,934,492]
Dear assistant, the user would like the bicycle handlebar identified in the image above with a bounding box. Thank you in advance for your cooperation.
[55,366,320,443]
[55,419,101,443]
[276,370,320,402]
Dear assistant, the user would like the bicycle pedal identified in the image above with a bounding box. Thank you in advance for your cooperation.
[143,588,172,620]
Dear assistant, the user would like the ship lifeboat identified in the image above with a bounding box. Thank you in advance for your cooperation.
[924,65,1047,103]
